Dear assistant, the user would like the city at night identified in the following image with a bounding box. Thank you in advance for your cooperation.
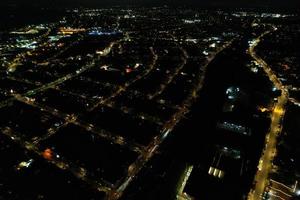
[0,1,299,200]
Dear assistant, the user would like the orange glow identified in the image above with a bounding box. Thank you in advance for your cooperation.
[59,27,86,35]
[42,148,53,160]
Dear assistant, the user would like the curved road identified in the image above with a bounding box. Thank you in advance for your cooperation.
[248,27,289,200]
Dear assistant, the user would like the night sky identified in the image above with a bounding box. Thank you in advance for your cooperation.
[0,0,298,31]
[1,0,299,8]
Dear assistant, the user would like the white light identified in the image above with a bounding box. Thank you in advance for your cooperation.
[203,51,209,56]
[209,43,216,48]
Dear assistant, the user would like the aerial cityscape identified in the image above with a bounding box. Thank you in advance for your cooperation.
[0,2,299,200]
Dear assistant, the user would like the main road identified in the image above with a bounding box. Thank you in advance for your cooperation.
[248,26,289,200]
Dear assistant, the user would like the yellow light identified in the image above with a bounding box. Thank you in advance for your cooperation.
[259,107,269,112]
[274,107,283,115]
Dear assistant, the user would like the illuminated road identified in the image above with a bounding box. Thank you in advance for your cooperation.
[0,32,235,200]
[0,37,128,193]
[7,26,52,72]
[0,25,236,200]
[88,46,158,111]
[148,47,188,99]
[175,165,193,200]
[248,27,289,200]
[18,40,119,100]
[14,94,144,154]
[107,39,235,200]
[289,97,300,107]
[0,126,113,193]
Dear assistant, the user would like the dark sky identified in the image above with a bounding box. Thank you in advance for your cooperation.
[1,0,299,8]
